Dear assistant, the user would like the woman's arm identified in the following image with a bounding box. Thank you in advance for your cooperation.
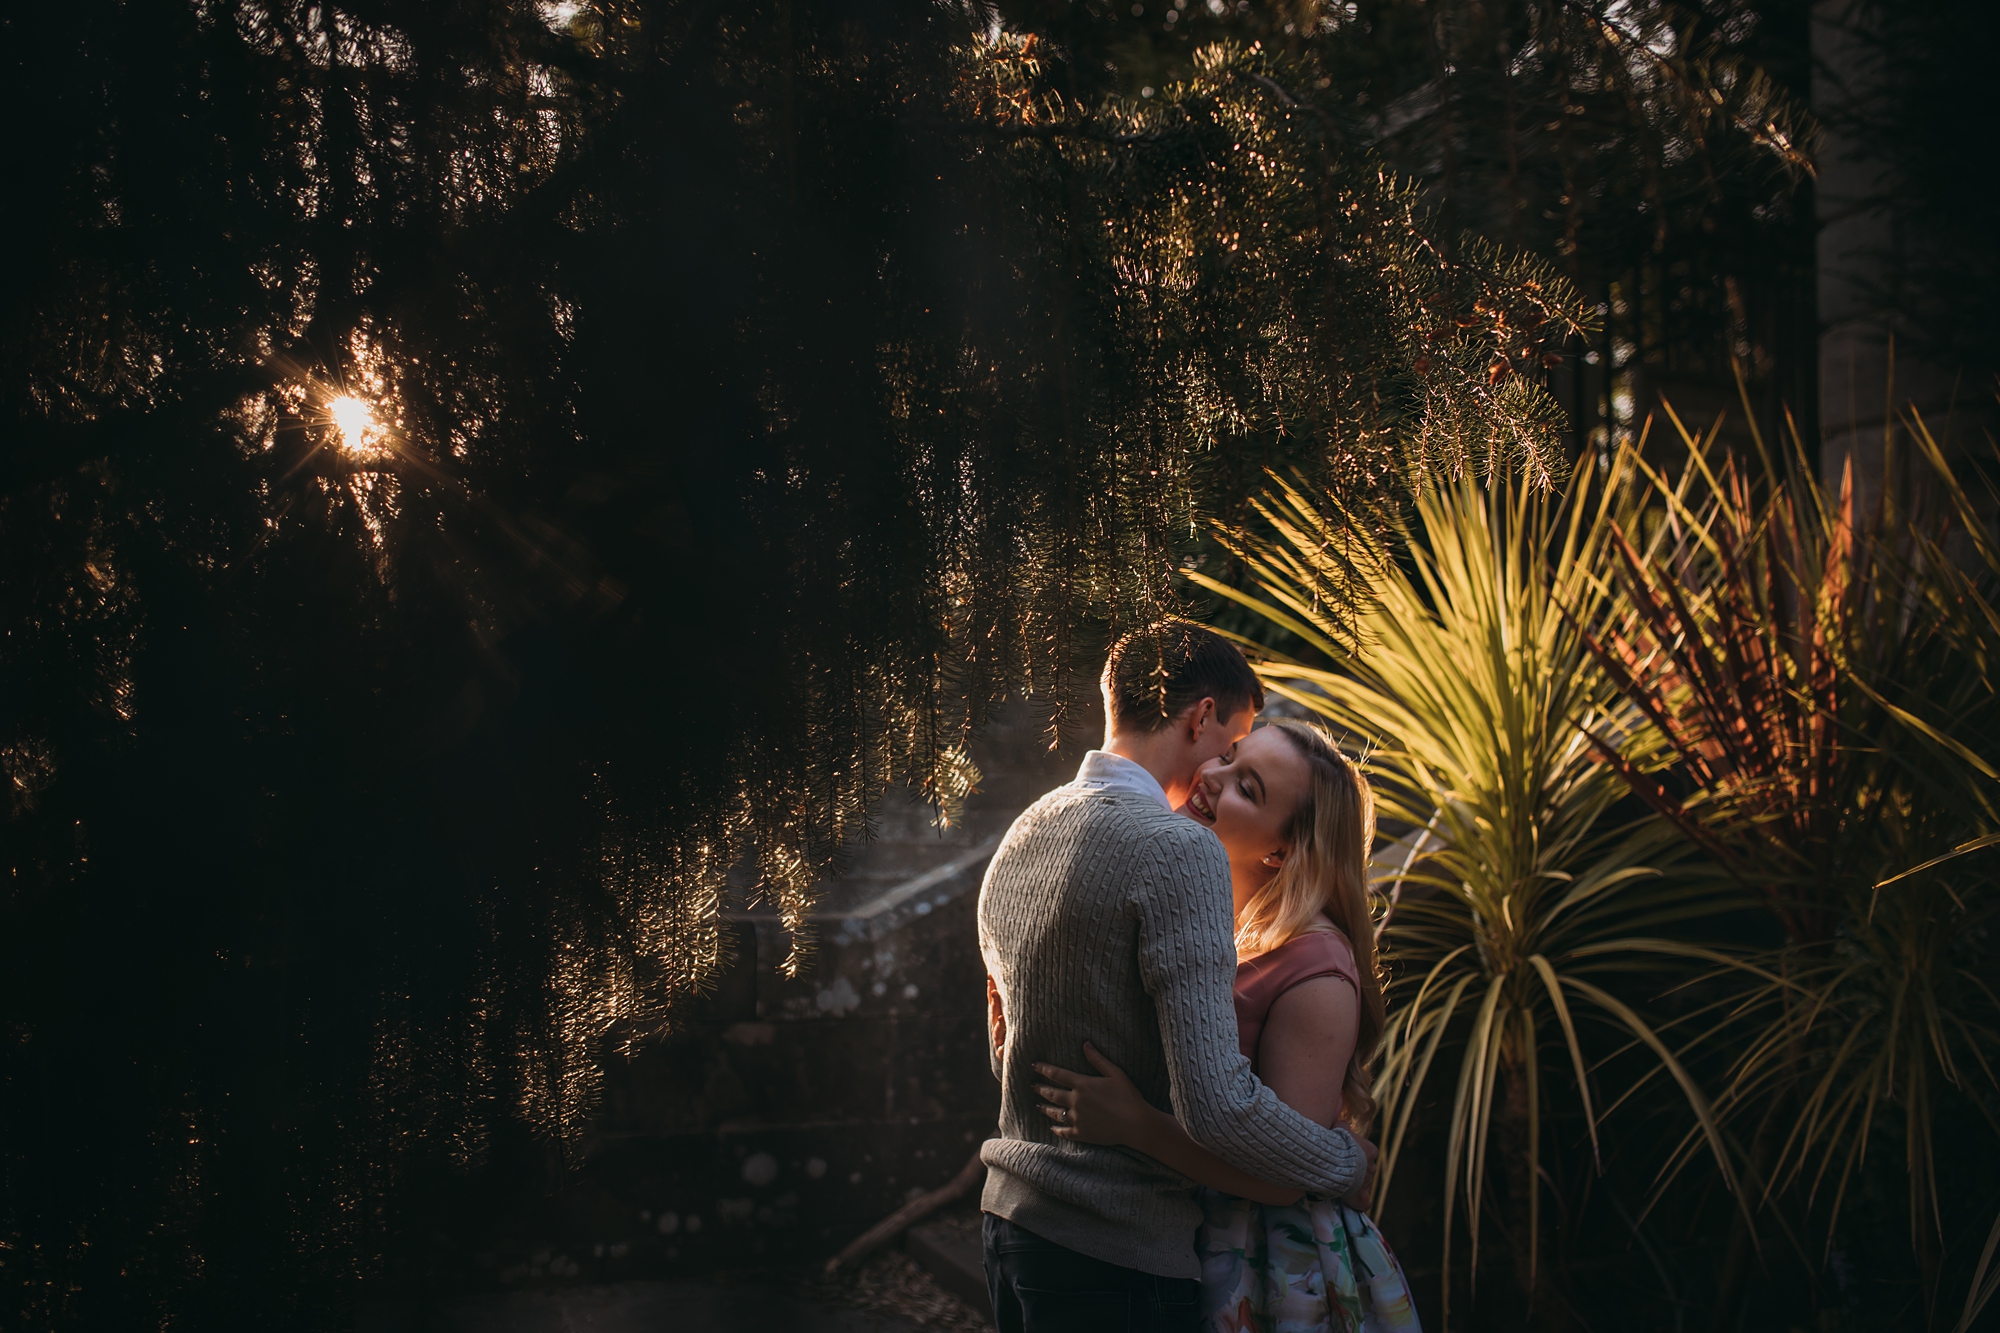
[1033,1045,1304,1205]
[1115,1102,1311,1206]
[1257,975,1358,1139]
[1035,976,1367,1206]
[986,975,1006,1066]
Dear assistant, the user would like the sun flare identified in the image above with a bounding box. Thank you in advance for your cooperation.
[329,395,376,454]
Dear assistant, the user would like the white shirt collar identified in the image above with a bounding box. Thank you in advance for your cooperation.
[1073,750,1172,810]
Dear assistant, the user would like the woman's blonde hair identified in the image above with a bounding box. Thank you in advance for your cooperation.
[1233,718,1386,1132]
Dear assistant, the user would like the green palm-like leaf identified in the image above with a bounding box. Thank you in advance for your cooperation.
[1193,466,1738,1324]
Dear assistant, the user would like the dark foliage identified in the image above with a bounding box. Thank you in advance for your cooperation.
[1326,0,1819,456]
[1823,0,2000,388]
[981,0,1821,458]
[0,1,1584,1324]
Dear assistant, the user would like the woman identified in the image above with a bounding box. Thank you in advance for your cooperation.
[1031,718,1421,1333]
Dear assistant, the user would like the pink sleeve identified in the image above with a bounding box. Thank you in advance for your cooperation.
[1256,930,1360,1007]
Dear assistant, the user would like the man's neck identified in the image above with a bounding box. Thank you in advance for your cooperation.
[1103,731,1196,809]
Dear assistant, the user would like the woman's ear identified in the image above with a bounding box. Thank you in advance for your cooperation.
[1262,848,1287,869]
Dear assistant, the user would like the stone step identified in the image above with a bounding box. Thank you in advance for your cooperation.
[903,1215,989,1316]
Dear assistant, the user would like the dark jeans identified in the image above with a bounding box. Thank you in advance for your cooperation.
[982,1213,1202,1333]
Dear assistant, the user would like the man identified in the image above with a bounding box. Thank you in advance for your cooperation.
[978,620,1374,1331]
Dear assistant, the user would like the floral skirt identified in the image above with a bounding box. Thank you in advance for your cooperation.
[1196,1189,1423,1333]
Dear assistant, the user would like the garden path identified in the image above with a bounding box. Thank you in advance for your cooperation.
[361,1275,928,1332]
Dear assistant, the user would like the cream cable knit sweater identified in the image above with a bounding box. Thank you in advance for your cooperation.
[977,782,1366,1278]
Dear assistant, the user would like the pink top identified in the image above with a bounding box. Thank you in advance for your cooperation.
[1234,928,1360,1117]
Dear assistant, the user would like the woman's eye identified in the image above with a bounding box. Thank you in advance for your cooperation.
[1238,781,1254,801]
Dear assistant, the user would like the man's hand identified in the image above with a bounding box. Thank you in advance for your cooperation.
[1344,1134,1379,1212]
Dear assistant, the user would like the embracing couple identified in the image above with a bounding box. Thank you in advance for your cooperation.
[977,621,1421,1333]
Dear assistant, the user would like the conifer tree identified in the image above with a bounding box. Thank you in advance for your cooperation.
[1000,0,1820,451]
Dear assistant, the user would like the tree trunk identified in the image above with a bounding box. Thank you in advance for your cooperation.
[1497,1058,1572,1333]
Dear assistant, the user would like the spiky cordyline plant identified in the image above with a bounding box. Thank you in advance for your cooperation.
[1189,466,1739,1323]
[1890,411,2000,1333]
[1573,412,1851,945]
[1580,400,2000,1287]
[1875,411,2000,874]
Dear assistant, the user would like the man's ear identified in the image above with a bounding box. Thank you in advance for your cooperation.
[1184,696,1219,739]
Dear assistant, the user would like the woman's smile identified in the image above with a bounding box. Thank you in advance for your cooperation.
[1181,730,1305,848]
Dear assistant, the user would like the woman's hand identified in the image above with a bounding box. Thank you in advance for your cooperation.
[986,975,1006,1060]
[1033,1043,1160,1148]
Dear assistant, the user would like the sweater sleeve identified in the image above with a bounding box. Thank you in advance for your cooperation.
[1134,825,1365,1197]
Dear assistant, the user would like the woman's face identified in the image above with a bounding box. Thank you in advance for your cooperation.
[1179,726,1310,879]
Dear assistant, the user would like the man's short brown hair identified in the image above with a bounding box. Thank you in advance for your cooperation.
[1102,620,1266,735]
